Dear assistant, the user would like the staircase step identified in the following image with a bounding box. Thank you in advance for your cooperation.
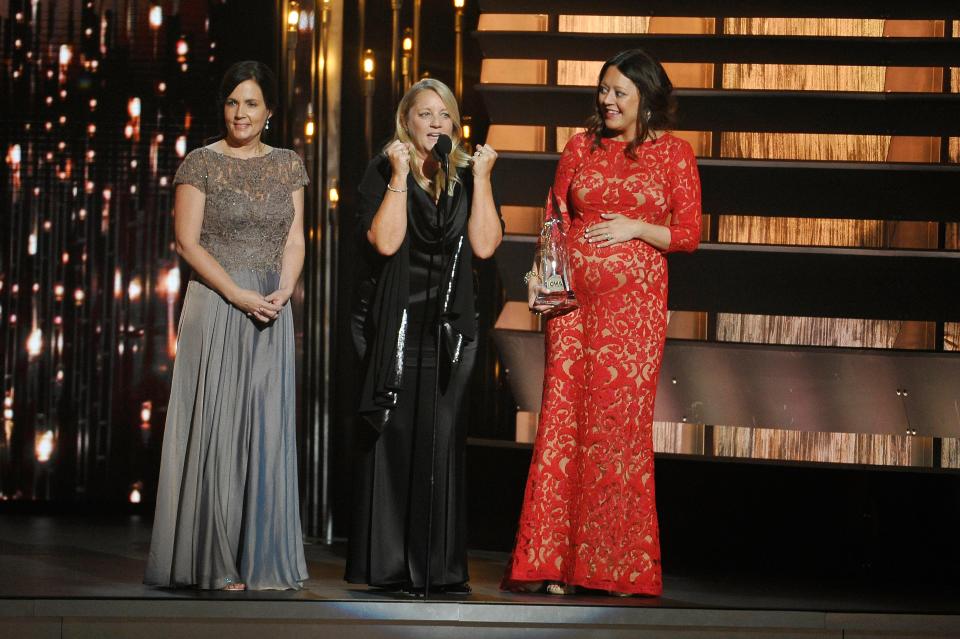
[476,31,960,67]
[479,84,960,135]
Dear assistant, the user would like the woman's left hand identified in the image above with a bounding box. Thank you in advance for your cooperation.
[584,213,641,247]
[265,288,294,309]
[471,143,498,179]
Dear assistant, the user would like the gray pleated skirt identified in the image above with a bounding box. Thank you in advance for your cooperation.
[144,270,308,590]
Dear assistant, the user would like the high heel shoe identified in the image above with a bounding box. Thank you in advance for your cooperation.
[545,582,575,595]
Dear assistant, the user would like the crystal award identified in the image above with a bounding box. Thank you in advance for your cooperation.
[533,190,578,317]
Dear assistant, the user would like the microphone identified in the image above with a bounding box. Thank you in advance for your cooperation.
[432,134,452,231]
[432,134,452,160]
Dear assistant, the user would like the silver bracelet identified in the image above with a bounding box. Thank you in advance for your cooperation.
[385,183,407,193]
[523,270,540,284]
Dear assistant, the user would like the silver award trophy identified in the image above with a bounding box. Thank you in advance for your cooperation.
[534,190,578,317]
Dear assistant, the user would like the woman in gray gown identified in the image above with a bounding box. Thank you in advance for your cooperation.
[144,61,308,591]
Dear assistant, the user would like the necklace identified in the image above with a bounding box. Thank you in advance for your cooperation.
[220,139,265,159]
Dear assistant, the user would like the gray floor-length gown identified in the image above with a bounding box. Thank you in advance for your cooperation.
[144,146,309,590]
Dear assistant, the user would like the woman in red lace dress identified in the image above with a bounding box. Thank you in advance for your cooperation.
[505,49,701,596]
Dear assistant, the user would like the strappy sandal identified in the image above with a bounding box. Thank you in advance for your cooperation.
[545,582,575,595]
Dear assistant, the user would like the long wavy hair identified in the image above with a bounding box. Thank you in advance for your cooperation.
[387,78,470,199]
[585,49,677,159]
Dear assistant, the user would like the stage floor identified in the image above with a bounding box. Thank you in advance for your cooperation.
[1,514,958,638]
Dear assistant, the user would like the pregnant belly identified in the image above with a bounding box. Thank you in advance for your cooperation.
[567,232,667,298]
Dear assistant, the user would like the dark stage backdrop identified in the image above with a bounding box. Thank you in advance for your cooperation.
[0,0,275,503]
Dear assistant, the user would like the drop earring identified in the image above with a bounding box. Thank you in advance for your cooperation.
[265,118,271,131]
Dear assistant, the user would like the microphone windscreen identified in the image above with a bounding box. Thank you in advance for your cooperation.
[433,134,453,157]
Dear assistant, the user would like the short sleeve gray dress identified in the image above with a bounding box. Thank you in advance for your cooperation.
[144,146,309,590]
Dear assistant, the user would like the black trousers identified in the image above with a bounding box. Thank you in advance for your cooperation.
[345,339,477,588]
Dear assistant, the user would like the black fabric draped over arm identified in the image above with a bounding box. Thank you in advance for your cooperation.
[354,154,500,431]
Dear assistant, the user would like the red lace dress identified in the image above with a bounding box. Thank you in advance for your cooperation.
[505,131,701,595]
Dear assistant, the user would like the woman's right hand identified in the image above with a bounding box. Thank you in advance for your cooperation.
[385,140,411,180]
[527,275,554,314]
[230,288,282,323]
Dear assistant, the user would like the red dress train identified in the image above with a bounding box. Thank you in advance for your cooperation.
[505,131,701,595]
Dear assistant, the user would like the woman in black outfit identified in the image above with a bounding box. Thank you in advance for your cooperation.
[346,79,502,594]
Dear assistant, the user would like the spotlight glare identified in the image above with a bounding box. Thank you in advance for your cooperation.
[27,328,43,357]
[363,50,375,76]
[149,5,163,29]
[128,278,143,301]
[164,268,181,295]
[173,135,187,158]
[6,144,21,167]
[35,431,55,463]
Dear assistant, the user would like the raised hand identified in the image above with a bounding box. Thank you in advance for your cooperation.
[385,139,412,181]
[471,143,498,180]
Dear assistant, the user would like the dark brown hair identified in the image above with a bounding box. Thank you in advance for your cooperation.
[212,60,279,141]
[585,48,677,159]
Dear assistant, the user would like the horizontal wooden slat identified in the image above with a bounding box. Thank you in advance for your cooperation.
[667,243,960,320]
[492,152,960,221]
[479,0,959,19]
[476,32,960,67]
[494,329,960,437]
[495,239,960,321]
[479,85,960,135]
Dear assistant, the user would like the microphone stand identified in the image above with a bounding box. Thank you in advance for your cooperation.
[423,147,450,601]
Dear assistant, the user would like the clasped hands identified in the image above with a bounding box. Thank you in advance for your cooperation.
[231,287,292,324]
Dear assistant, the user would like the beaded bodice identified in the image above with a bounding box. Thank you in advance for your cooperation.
[173,147,309,272]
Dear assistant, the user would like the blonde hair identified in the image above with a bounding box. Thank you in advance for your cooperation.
[387,78,471,199]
